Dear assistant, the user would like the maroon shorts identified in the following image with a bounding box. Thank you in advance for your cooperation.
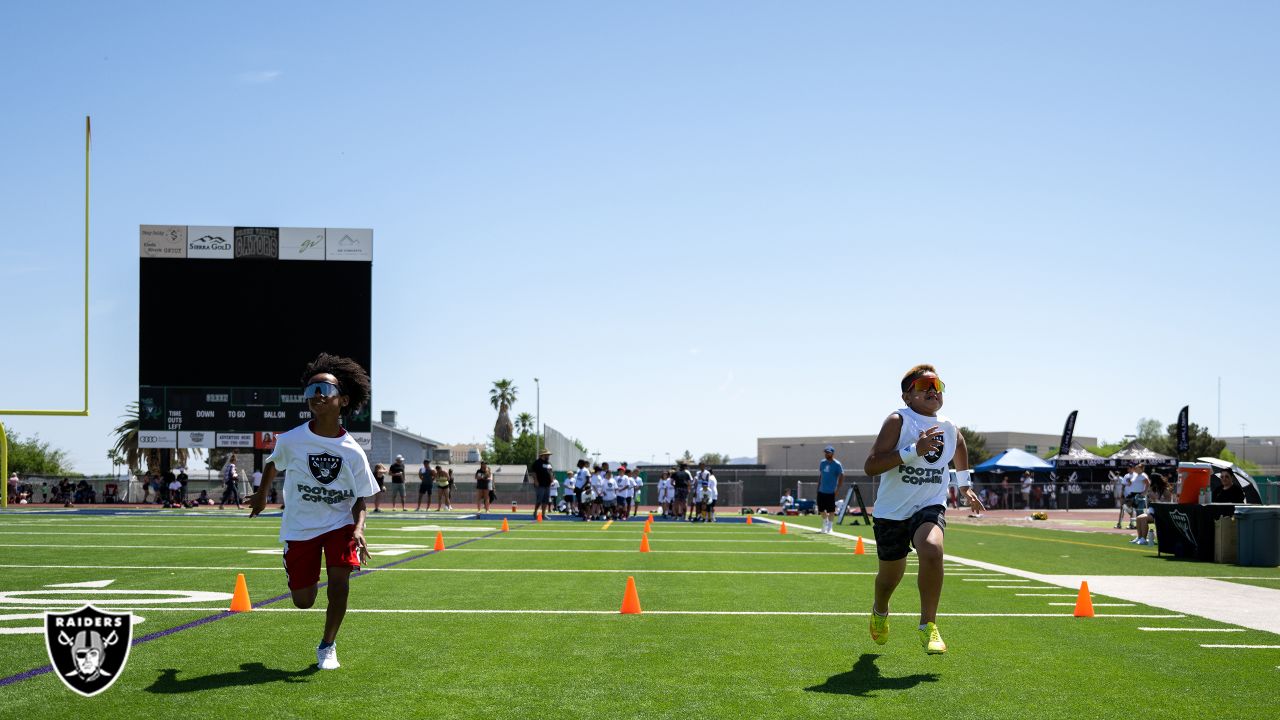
[283,524,360,590]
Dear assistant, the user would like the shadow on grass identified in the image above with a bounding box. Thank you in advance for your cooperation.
[804,653,939,697]
[145,663,319,694]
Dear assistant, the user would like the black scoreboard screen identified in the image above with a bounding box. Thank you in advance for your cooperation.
[138,226,372,450]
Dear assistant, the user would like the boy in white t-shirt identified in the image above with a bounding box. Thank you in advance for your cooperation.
[863,364,982,655]
[248,354,379,671]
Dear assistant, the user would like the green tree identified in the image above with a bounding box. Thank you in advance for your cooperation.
[698,452,730,465]
[3,428,73,476]
[679,449,695,464]
[958,427,990,469]
[515,412,535,435]
[481,433,539,466]
[489,379,518,443]
[1164,421,1224,462]
[1136,418,1165,448]
[1219,449,1260,474]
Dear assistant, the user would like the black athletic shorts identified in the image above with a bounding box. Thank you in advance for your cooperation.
[871,504,947,561]
[816,491,836,513]
[675,487,689,501]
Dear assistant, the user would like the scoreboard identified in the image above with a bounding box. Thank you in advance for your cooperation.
[137,225,372,451]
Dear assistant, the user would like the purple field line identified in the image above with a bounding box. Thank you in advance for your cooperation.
[0,523,518,689]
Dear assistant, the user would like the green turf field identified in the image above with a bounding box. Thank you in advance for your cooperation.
[0,509,1277,719]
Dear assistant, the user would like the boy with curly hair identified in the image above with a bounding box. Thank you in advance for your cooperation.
[247,353,378,670]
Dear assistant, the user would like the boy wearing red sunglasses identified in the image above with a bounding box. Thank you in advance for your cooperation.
[863,364,982,654]
[247,353,378,670]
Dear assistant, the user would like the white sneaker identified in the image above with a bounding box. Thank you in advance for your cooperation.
[317,643,340,670]
[1136,538,1149,546]
[1129,537,1140,544]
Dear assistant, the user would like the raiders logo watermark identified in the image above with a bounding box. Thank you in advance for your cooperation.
[308,452,343,485]
[44,605,133,697]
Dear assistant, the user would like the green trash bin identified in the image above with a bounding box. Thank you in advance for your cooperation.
[1235,506,1280,567]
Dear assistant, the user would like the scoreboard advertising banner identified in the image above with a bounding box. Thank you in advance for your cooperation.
[138,225,373,450]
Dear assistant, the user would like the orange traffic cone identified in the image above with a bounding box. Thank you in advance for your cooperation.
[1073,580,1094,618]
[229,573,252,612]
[501,518,509,532]
[854,537,866,555]
[536,511,543,523]
[434,531,446,552]
[620,576,642,614]
[644,516,653,531]
[780,521,788,535]
[639,534,651,553]
[746,514,753,525]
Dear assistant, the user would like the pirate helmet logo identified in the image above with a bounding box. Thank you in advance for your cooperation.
[44,605,133,697]
[308,452,344,485]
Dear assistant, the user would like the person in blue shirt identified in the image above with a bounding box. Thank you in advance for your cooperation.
[817,445,844,533]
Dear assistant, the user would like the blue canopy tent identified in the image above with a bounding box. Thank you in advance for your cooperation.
[974,448,1054,473]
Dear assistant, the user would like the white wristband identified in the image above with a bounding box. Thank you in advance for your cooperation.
[955,470,972,488]
[899,444,917,464]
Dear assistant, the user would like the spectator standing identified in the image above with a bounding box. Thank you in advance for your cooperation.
[388,455,407,511]
[371,464,388,512]
[220,455,243,509]
[475,461,493,512]
[817,445,845,534]
[433,465,450,511]
[178,467,189,504]
[415,460,432,511]
[7,472,18,501]
[671,462,692,520]
[1020,471,1033,510]
[529,449,555,519]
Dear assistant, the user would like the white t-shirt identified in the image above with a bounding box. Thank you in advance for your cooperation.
[168,480,182,493]
[602,477,618,501]
[1128,472,1149,495]
[874,406,958,521]
[706,475,718,501]
[780,493,794,507]
[252,470,264,489]
[574,468,589,490]
[266,423,378,542]
[619,476,632,498]
[1021,476,1033,494]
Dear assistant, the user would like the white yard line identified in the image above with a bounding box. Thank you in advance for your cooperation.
[0,606,1190,618]
[1048,602,1135,607]
[1138,627,1245,633]
[1200,644,1280,649]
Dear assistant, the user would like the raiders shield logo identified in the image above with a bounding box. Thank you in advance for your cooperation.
[924,436,945,464]
[308,452,344,485]
[44,605,133,697]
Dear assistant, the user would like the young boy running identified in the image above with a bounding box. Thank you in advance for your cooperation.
[247,353,378,670]
[863,364,981,654]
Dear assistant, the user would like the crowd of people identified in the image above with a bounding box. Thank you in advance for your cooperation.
[369,456,469,512]
[560,458,647,521]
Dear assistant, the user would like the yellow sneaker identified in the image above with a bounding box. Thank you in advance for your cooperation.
[918,622,946,654]
[869,609,889,645]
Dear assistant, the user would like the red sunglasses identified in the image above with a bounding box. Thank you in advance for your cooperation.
[908,376,945,393]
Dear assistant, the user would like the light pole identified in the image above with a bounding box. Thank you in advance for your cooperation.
[782,445,791,471]
[534,377,541,454]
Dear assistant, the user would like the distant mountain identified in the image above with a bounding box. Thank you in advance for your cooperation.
[727,456,757,465]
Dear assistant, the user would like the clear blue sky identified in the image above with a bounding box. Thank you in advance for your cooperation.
[2,1,1277,473]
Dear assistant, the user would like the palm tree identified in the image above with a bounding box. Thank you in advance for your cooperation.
[110,402,199,474]
[489,379,518,443]
[515,412,534,436]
